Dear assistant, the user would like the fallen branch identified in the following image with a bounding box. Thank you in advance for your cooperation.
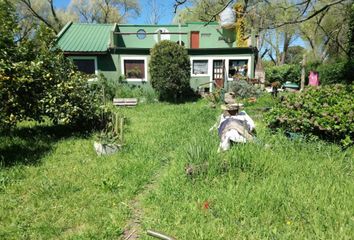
[147,230,176,240]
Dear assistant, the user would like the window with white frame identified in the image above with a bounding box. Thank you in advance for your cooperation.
[192,60,208,75]
[228,59,248,78]
[124,59,145,79]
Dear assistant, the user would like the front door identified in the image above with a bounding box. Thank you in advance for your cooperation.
[213,60,224,88]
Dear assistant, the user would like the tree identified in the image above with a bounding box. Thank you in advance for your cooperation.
[149,41,191,102]
[14,0,65,33]
[299,0,351,62]
[0,1,101,129]
[146,0,164,24]
[285,46,306,64]
[173,0,231,24]
[348,3,354,60]
[68,0,140,23]
[12,0,140,34]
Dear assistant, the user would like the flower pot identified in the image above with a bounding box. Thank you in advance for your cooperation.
[94,141,121,156]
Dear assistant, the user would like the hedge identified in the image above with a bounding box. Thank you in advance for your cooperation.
[266,84,354,146]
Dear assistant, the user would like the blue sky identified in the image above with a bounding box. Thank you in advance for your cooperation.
[54,0,180,24]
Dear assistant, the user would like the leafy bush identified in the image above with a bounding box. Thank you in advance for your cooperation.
[228,80,262,99]
[266,85,354,146]
[149,40,192,101]
[315,61,353,85]
[0,3,102,130]
[305,60,353,85]
[265,64,301,84]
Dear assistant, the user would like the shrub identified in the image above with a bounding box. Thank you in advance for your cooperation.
[305,60,353,85]
[315,61,353,85]
[265,64,301,84]
[0,7,102,130]
[149,40,191,102]
[266,85,354,146]
[228,80,262,99]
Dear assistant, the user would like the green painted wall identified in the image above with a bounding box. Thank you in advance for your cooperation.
[95,52,255,90]
[115,23,236,49]
[97,54,119,80]
[187,23,236,48]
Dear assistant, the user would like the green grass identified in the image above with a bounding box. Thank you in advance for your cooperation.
[1,96,353,239]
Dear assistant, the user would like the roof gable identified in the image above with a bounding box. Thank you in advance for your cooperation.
[57,23,115,53]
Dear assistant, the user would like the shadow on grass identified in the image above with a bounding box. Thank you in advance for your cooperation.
[0,124,91,168]
[158,88,201,104]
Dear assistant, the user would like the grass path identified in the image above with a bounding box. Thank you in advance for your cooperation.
[120,101,219,239]
[1,98,353,239]
[122,162,169,240]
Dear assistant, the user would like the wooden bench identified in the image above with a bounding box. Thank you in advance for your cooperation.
[113,98,138,107]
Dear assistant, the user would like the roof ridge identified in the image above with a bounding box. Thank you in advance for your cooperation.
[71,22,115,26]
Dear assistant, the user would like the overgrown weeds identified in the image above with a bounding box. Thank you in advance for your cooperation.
[1,97,353,239]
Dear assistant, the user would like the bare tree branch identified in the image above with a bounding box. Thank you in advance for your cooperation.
[19,0,58,33]
[48,0,62,30]
[174,0,187,13]
[203,0,234,26]
[266,0,347,30]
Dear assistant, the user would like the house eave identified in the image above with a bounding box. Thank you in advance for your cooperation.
[109,47,258,55]
[63,51,108,55]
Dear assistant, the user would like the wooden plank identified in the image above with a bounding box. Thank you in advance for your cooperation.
[113,98,138,107]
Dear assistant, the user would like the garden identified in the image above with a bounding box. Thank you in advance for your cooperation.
[1,0,354,239]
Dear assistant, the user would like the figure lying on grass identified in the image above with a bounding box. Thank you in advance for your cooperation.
[209,103,256,152]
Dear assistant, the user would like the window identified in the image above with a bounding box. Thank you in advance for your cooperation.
[137,29,146,40]
[228,59,248,78]
[192,60,208,75]
[73,59,96,74]
[124,60,145,79]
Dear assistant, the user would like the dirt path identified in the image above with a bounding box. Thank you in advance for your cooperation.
[121,164,167,240]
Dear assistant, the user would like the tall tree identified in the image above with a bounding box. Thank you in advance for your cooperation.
[173,0,231,24]
[14,0,64,33]
[146,0,164,24]
[299,0,351,62]
[68,0,140,23]
[13,0,140,34]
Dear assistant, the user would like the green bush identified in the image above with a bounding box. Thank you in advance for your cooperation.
[0,4,102,130]
[266,85,354,146]
[228,80,262,99]
[305,60,353,85]
[149,40,192,101]
[315,61,353,85]
[265,64,301,84]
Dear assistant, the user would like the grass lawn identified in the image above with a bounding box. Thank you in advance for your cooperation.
[1,97,353,239]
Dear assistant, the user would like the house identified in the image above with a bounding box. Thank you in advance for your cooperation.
[56,22,257,92]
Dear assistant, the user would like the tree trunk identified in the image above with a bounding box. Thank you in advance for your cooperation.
[280,32,290,65]
[300,54,306,91]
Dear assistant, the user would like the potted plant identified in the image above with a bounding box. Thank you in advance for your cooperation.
[94,112,124,156]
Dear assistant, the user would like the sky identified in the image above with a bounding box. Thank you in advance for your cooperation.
[53,0,181,24]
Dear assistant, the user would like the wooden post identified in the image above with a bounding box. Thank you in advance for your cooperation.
[300,54,306,91]
[120,117,124,145]
[157,30,161,42]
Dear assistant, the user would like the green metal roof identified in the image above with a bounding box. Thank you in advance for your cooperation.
[57,22,115,52]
